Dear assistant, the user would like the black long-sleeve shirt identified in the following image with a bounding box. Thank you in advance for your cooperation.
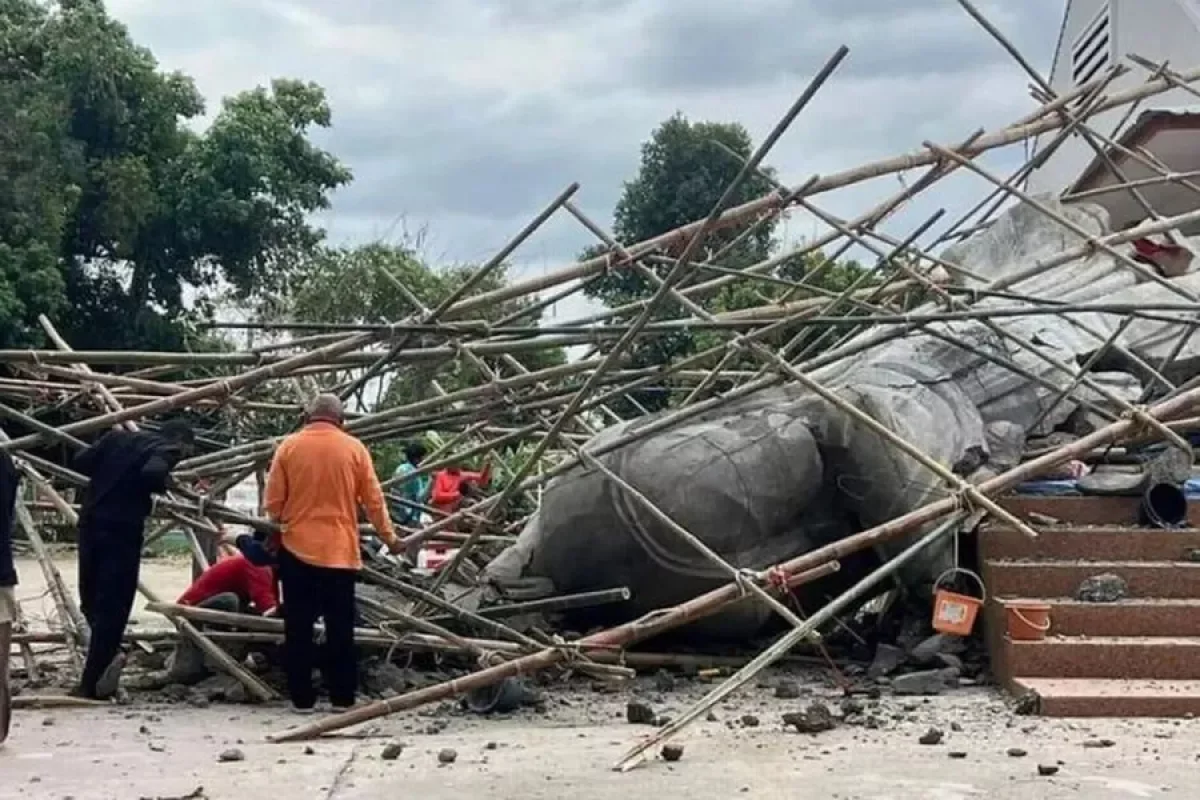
[73,430,180,529]
[0,450,20,587]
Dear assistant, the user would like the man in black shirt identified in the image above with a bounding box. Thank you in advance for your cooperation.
[0,449,20,745]
[72,421,194,700]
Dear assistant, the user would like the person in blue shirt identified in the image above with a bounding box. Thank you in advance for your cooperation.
[391,441,431,564]
[392,441,431,524]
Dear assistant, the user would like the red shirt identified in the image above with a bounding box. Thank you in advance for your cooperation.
[178,555,278,614]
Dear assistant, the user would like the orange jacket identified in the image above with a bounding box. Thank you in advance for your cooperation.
[264,422,396,570]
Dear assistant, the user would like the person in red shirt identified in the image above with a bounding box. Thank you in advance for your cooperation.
[167,535,278,684]
[429,457,493,522]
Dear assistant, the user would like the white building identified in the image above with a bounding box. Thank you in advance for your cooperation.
[1026,0,1200,232]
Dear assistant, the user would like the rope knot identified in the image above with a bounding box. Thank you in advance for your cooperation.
[733,568,761,598]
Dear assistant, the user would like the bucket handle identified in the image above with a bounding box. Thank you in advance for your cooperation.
[933,567,987,605]
[1009,606,1051,632]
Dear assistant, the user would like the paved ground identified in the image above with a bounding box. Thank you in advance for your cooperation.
[2,695,1196,799]
[6,556,1199,799]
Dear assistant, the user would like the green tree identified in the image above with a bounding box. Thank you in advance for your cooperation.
[0,0,350,350]
[581,113,871,414]
[584,113,779,312]
[268,242,566,414]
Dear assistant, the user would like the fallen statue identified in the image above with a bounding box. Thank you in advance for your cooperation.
[484,197,1200,637]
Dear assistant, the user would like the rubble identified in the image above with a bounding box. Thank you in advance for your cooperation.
[781,702,836,734]
[891,668,960,696]
[1076,574,1129,603]
[918,728,944,746]
[1,27,1198,774]
[626,702,656,726]
[660,744,684,762]
[217,749,245,763]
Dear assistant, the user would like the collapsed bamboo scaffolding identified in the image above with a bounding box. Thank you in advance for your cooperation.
[0,38,1199,767]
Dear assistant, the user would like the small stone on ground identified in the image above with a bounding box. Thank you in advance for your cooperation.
[661,744,684,762]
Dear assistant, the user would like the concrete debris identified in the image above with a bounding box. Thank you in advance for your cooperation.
[1006,747,1027,758]
[437,748,458,765]
[948,751,968,759]
[918,727,944,746]
[217,748,245,763]
[660,744,684,762]
[1082,738,1116,749]
[867,644,906,679]
[909,634,965,665]
[740,714,761,728]
[626,702,656,725]
[1038,764,1060,776]
[891,668,960,696]
[381,742,405,761]
[1075,573,1128,603]
[772,679,801,700]
[781,702,836,734]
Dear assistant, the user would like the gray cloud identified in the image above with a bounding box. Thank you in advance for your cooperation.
[107,0,1068,308]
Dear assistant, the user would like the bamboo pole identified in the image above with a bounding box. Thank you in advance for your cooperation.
[268,383,1200,742]
[613,513,966,770]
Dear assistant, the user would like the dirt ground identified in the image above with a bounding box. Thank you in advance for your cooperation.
[4,557,1198,799]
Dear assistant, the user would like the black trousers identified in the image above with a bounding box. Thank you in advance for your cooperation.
[278,548,357,708]
[78,521,143,697]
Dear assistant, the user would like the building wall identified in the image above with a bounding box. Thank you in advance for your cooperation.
[1026,0,1200,195]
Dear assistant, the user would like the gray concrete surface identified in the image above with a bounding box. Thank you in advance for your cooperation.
[1,693,1195,799]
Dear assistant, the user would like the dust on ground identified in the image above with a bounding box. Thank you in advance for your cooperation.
[4,556,1197,799]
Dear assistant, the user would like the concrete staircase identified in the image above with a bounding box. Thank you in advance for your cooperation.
[981,494,1200,717]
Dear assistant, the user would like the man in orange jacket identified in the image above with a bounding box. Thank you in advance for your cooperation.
[265,394,402,713]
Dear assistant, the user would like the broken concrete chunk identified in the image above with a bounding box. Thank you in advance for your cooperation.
[437,748,458,765]
[867,644,906,679]
[626,702,656,725]
[661,744,684,762]
[773,679,801,700]
[909,634,965,665]
[781,702,836,734]
[891,667,960,696]
[381,742,404,761]
[1075,573,1128,603]
[218,748,245,763]
[918,727,944,746]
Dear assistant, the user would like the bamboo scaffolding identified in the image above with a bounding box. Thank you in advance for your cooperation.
[0,41,1197,754]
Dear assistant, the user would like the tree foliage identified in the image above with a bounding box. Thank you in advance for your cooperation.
[0,0,350,350]
[581,113,873,414]
[268,242,566,412]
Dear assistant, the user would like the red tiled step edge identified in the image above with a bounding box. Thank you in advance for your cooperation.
[990,598,1200,638]
[984,560,1200,599]
[1007,636,1200,680]
[997,495,1200,527]
[981,525,1200,562]
[1012,678,1200,717]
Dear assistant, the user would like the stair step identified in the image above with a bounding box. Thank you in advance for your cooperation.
[992,598,1200,637]
[1011,678,1200,717]
[985,560,1200,598]
[997,495,1200,527]
[982,525,1200,562]
[1007,636,1200,680]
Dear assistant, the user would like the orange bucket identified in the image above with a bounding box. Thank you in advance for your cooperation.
[931,568,985,636]
[1004,601,1051,641]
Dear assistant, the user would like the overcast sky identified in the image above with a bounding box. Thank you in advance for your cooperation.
[107,0,1066,321]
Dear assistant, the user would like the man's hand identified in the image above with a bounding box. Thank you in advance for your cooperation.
[386,536,406,556]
